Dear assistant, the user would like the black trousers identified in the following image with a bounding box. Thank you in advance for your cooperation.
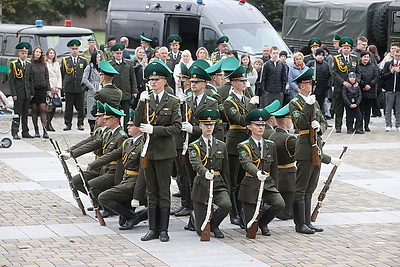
[360,98,374,128]
[64,92,84,127]
[12,97,30,134]
[345,106,362,131]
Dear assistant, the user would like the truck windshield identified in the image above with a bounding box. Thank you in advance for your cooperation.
[219,23,289,55]
[38,35,92,56]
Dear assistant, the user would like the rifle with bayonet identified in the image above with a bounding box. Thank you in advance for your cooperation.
[200,142,214,241]
[310,65,321,166]
[141,84,151,169]
[181,99,190,165]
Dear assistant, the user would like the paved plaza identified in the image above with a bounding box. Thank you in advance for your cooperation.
[0,111,399,266]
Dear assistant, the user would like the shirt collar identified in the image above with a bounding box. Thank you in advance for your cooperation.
[201,135,213,146]
[232,91,244,101]
[154,90,165,101]
[193,93,204,103]
[111,125,121,134]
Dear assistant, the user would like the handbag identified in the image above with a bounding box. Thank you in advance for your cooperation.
[81,65,93,91]
[51,94,62,107]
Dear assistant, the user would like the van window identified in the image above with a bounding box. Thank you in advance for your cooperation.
[5,36,18,56]
[202,28,218,55]
[306,7,319,20]
[38,35,91,57]
[285,6,299,18]
[0,35,3,53]
[20,36,34,51]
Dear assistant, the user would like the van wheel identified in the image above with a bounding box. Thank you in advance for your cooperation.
[371,2,390,46]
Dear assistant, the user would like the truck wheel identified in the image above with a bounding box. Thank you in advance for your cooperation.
[371,2,390,46]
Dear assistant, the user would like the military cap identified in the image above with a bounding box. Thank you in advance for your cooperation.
[111,43,125,52]
[103,103,126,118]
[99,60,119,76]
[144,59,173,79]
[217,36,229,45]
[67,39,81,48]
[189,65,211,82]
[225,65,247,81]
[179,62,190,78]
[107,35,116,42]
[221,57,240,72]
[271,103,291,118]
[15,42,31,52]
[127,109,135,125]
[339,37,354,47]
[264,99,281,113]
[245,108,270,125]
[195,108,220,124]
[167,35,182,44]
[292,68,314,84]
[192,59,210,70]
[333,33,341,41]
[308,38,322,47]
[206,59,223,76]
[140,35,153,43]
[95,101,105,116]
[87,36,96,41]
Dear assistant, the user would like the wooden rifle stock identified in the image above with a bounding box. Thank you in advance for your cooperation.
[200,150,213,241]
[200,180,213,241]
[141,92,150,169]
[181,101,189,166]
[310,108,321,166]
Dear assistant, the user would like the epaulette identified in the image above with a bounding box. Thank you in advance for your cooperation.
[264,139,274,144]
[168,93,179,100]
[239,140,250,145]
[226,96,233,101]
[290,97,299,103]
[206,95,217,102]
[350,54,358,58]
[119,130,127,136]
[210,88,218,95]
[78,56,86,59]
[10,59,18,63]
[190,139,200,146]
[333,54,341,59]
[63,56,69,59]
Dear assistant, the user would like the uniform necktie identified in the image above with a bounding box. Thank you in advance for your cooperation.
[208,139,212,156]
[22,62,25,68]
[258,140,263,158]
[155,94,160,104]
[241,97,245,104]
[194,96,198,108]
[345,56,349,64]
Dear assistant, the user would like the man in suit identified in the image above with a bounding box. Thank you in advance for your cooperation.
[9,42,34,139]
[158,46,176,91]
[210,36,229,64]
[167,35,182,68]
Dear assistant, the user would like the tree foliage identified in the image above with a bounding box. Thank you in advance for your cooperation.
[248,0,284,31]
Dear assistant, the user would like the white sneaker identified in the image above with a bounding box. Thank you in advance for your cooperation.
[385,127,391,132]
[397,127,400,132]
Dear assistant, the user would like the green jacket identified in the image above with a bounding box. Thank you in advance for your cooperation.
[90,84,123,117]
[61,56,87,93]
[70,126,109,158]
[217,82,231,102]
[332,53,361,93]
[82,48,104,63]
[110,58,138,100]
[262,124,275,140]
[9,59,34,99]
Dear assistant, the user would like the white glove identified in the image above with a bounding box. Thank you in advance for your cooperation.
[306,94,316,105]
[178,94,187,103]
[139,90,150,102]
[205,170,214,180]
[256,170,267,181]
[182,121,193,133]
[249,96,259,105]
[140,123,154,134]
[131,199,140,208]
[77,163,88,171]
[330,157,342,166]
[311,120,320,132]
[60,151,71,160]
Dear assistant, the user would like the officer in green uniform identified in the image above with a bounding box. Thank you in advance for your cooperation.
[289,68,341,234]
[223,65,258,228]
[217,57,240,101]
[238,108,285,236]
[268,103,297,220]
[140,35,154,59]
[61,39,88,131]
[210,36,229,64]
[134,60,182,242]
[9,42,34,139]
[332,34,342,54]
[262,100,281,139]
[167,35,183,68]
[303,38,322,65]
[110,43,138,131]
[90,61,123,117]
[189,108,231,238]
[82,36,104,63]
[332,37,360,133]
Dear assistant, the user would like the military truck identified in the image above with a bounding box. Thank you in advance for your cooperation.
[282,0,400,55]
[106,0,291,57]
[0,22,94,96]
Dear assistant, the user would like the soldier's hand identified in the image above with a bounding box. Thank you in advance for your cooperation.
[205,170,214,180]
[249,96,259,105]
[306,94,316,105]
[139,91,150,102]
[256,171,267,181]
[330,157,342,166]
[140,123,154,134]
[131,199,140,208]
[177,94,186,104]
[182,122,193,133]
[77,163,88,171]
[60,151,71,160]
[311,120,320,132]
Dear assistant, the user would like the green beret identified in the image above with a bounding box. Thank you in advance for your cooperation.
[333,33,341,42]
[111,43,125,52]
[144,59,173,79]
[192,59,210,70]
[339,37,354,47]
[271,103,291,118]
[308,38,322,47]
[67,39,81,48]
[103,103,126,118]
[245,109,270,125]
[217,36,229,45]
[167,35,182,44]
[189,65,211,82]
[225,65,247,81]
[292,68,314,84]
[127,109,135,125]
[195,108,220,124]
[264,99,281,113]
[95,101,105,116]
[87,36,96,41]
[221,57,240,72]
[206,59,223,76]
[99,60,119,76]
[140,35,153,42]
[15,42,31,51]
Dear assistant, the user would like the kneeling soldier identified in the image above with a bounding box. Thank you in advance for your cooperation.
[189,109,231,238]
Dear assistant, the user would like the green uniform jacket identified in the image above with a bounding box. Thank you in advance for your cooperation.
[210,51,223,64]
[189,137,230,203]
[268,128,297,191]
[82,48,104,63]
[9,60,34,99]
[167,51,182,67]
[289,95,331,163]
[103,46,113,61]
[238,138,279,204]
[70,126,109,158]
[61,56,87,93]
[110,58,138,100]
[90,84,123,117]
[262,124,275,139]
[217,82,231,102]
[332,53,360,93]
[144,47,154,60]
[134,92,182,160]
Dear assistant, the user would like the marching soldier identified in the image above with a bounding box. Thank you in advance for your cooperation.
[9,42,34,139]
[134,60,182,242]
[167,35,183,68]
[61,39,87,131]
[289,68,341,234]
[189,108,231,238]
[210,36,229,64]
[303,38,322,65]
[268,103,297,220]
[262,100,281,139]
[218,57,240,101]
[238,108,285,236]
[140,35,154,59]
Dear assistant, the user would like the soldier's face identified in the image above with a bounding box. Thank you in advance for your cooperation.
[88,41,96,49]
[171,43,180,53]
[127,124,141,137]
[311,46,319,54]
[212,74,223,87]
[341,46,351,55]
[219,44,228,53]
[70,47,79,57]
[191,81,205,93]
[333,41,340,49]
[299,82,312,95]
[150,78,167,93]
[249,123,265,137]
[96,115,106,126]
[114,52,123,61]
[182,78,191,89]
[200,122,215,138]
[231,80,246,91]
[105,117,118,128]
[18,51,28,61]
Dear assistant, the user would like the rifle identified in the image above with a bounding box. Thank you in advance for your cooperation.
[49,138,86,215]
[310,65,321,166]
[61,135,106,226]
[141,84,151,168]
[322,127,335,147]
[311,130,355,222]
[200,142,214,241]
[181,100,189,165]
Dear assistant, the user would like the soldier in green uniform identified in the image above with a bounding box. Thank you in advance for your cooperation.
[82,36,104,63]
[332,34,342,54]
[217,57,240,101]
[9,42,34,139]
[262,100,281,139]
[223,65,258,228]
[189,108,231,238]
[134,60,182,242]
[238,109,285,236]
[289,68,341,234]
[303,38,322,65]
[61,39,88,131]
[167,35,183,68]
[102,35,117,61]
[268,103,297,220]
[332,37,361,133]
[140,35,154,60]
[210,36,229,64]
[110,43,138,131]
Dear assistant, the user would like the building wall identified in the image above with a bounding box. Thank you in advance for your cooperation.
[52,8,106,31]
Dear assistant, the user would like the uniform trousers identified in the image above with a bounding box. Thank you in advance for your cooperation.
[64,92,85,127]
[12,97,31,134]
[294,160,321,202]
[332,92,344,130]
[98,176,137,209]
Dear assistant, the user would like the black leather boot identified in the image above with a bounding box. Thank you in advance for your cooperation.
[211,211,227,238]
[101,208,118,218]
[159,207,170,242]
[293,200,315,234]
[258,206,277,236]
[305,199,323,232]
[184,210,196,231]
[141,206,159,241]
[175,185,192,216]
[229,192,245,229]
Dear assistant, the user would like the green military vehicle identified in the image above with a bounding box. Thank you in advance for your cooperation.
[0,22,94,96]
[282,0,400,55]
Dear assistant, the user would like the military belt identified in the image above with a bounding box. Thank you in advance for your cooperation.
[125,170,139,175]
[278,162,295,169]
[299,130,310,135]
[229,125,246,130]
[245,171,270,177]
[197,171,220,176]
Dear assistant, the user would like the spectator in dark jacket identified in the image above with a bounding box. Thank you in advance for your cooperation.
[342,72,363,134]
[359,51,379,132]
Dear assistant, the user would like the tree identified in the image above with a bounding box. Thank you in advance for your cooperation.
[248,0,284,31]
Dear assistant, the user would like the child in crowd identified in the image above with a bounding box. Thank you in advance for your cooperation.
[342,72,363,134]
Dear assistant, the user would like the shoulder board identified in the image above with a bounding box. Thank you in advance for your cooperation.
[168,93,179,100]
[350,54,358,58]
[11,59,18,63]
[226,96,233,101]
[290,97,299,103]
[239,140,250,145]
[167,51,172,55]
[190,139,200,145]
[206,95,217,102]
[78,56,85,59]
[119,130,127,136]
[210,88,218,95]
[26,60,31,63]
[333,54,341,59]
[264,139,274,144]
[63,56,69,59]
